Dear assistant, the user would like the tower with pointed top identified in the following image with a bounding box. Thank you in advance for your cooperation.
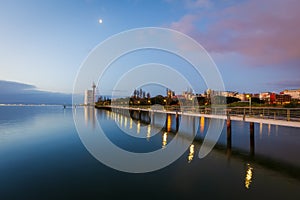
[92,82,96,106]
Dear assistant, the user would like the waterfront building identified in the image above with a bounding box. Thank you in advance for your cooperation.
[236,93,247,101]
[275,94,291,104]
[219,91,238,97]
[84,90,94,106]
[281,89,300,99]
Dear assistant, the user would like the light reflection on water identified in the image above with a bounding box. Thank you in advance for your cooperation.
[188,144,195,163]
[0,106,300,199]
[245,163,254,189]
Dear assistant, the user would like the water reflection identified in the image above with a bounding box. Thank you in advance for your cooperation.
[147,124,151,141]
[259,122,263,139]
[245,163,253,189]
[162,132,168,148]
[2,106,300,199]
[200,116,205,134]
[188,144,195,163]
[130,118,133,129]
[137,121,140,134]
[167,114,172,132]
[84,106,96,128]
[120,115,123,127]
[93,109,300,171]
[124,117,127,128]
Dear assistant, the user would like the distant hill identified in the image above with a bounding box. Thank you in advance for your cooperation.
[0,80,72,105]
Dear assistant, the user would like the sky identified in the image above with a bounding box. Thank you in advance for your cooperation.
[0,0,300,98]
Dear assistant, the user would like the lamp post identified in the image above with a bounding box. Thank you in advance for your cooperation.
[246,94,252,115]
[163,99,167,105]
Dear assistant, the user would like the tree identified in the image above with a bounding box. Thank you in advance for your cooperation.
[226,97,240,104]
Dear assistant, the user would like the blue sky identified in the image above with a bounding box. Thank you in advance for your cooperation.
[0,0,299,97]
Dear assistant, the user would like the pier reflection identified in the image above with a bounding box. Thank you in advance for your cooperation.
[147,124,151,141]
[90,109,300,191]
[166,114,172,132]
[200,116,205,134]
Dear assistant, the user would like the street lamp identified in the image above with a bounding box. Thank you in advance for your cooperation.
[246,94,252,114]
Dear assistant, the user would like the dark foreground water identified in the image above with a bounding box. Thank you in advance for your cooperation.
[0,106,299,199]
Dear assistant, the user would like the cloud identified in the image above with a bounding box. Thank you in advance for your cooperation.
[0,80,36,94]
[170,14,198,34]
[184,0,213,9]
[170,0,300,66]
[0,80,72,104]
[267,80,300,90]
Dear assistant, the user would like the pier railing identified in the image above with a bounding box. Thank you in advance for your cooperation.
[228,107,300,122]
[96,105,300,122]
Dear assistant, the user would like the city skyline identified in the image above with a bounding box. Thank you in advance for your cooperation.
[0,0,300,97]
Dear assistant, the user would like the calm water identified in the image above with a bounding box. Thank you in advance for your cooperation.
[0,106,299,199]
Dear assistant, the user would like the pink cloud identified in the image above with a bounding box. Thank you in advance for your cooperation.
[184,0,213,9]
[170,14,198,34]
[170,0,300,66]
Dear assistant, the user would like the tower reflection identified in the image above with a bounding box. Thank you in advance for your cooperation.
[84,106,96,129]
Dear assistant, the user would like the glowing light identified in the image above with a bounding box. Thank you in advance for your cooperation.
[245,164,253,189]
[98,19,103,24]
[188,144,195,163]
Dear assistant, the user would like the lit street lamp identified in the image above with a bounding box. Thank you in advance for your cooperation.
[246,94,252,114]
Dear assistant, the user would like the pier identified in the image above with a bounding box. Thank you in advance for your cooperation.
[96,105,300,128]
[95,105,300,157]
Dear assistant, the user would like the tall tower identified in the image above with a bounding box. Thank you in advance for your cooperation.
[92,82,96,105]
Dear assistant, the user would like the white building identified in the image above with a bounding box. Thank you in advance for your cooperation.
[220,91,238,97]
[281,89,300,99]
[84,90,94,105]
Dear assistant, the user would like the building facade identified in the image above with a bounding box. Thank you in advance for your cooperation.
[84,90,94,105]
[281,89,300,99]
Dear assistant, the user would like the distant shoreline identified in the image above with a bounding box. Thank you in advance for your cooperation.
[0,104,67,107]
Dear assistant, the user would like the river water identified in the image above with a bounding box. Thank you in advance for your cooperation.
[0,106,299,199]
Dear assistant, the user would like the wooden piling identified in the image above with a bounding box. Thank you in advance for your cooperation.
[250,122,255,156]
[227,112,232,140]
[175,112,179,132]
